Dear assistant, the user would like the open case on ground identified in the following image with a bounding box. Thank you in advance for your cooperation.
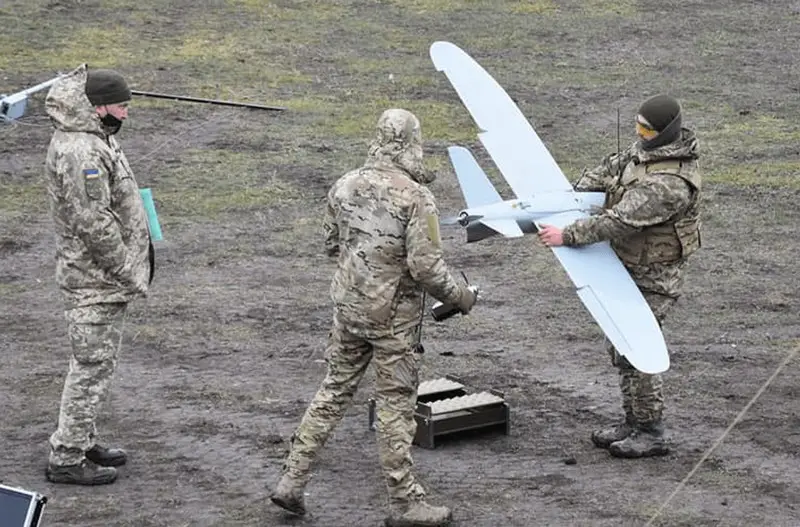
[0,483,47,527]
[368,374,510,448]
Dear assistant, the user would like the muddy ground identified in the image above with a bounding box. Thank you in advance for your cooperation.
[1,1,800,526]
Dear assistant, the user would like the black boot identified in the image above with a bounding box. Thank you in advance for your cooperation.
[608,421,670,458]
[85,444,128,467]
[591,414,635,449]
[46,459,117,485]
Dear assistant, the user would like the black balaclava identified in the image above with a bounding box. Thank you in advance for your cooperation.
[637,94,682,150]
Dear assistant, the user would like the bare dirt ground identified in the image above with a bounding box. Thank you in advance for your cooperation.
[2,1,800,526]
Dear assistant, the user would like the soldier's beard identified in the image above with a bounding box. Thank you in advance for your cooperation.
[100,114,123,135]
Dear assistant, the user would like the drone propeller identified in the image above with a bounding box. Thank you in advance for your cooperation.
[440,211,482,227]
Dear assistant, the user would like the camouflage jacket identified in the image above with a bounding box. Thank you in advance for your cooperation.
[44,64,153,308]
[324,161,464,333]
[563,129,701,297]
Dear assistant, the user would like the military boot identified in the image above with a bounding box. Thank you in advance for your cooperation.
[86,444,128,467]
[608,421,670,458]
[591,414,635,449]
[45,459,117,485]
[270,474,306,516]
[384,500,453,527]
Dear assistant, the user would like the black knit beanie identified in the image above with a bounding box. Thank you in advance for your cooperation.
[85,69,131,106]
[637,94,682,150]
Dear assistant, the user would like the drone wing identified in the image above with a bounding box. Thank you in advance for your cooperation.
[535,211,670,374]
[430,41,573,198]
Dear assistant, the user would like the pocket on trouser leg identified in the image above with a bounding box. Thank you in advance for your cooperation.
[285,432,315,476]
[68,323,119,365]
[65,304,125,365]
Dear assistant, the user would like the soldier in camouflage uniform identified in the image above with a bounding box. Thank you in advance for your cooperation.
[270,109,477,526]
[43,65,154,485]
[539,94,701,459]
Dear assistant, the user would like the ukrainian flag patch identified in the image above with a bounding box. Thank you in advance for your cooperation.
[83,168,104,200]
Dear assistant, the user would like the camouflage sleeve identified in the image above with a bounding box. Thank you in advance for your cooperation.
[573,153,616,191]
[563,174,694,246]
[573,148,633,191]
[323,185,340,258]
[59,152,129,276]
[405,189,462,305]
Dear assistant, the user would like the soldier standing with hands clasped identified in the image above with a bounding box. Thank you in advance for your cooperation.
[43,65,154,485]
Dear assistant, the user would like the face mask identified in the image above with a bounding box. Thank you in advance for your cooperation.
[100,113,123,135]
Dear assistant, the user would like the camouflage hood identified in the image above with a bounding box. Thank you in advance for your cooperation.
[364,108,435,184]
[45,64,105,135]
[44,64,153,308]
[634,128,699,164]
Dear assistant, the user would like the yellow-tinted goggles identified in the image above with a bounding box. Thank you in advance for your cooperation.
[635,115,658,140]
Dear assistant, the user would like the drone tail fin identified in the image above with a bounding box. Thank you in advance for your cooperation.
[447,146,503,208]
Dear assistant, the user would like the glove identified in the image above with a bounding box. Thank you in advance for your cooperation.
[455,284,478,315]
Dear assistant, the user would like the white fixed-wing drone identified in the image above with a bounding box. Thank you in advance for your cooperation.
[430,41,669,375]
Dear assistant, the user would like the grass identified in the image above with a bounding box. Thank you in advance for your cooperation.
[383,0,633,16]
[2,1,798,217]
[510,1,558,15]
[3,2,800,527]
[0,181,47,214]
[151,149,301,219]
[0,283,27,298]
[330,98,479,142]
[698,111,800,187]
[3,0,798,242]
[578,0,637,16]
[704,113,800,152]
[705,161,800,188]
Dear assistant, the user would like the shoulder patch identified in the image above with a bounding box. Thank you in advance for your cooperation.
[425,213,441,248]
[82,168,105,200]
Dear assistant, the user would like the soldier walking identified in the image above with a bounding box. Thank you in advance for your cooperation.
[270,109,477,526]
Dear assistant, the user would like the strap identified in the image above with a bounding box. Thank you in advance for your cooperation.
[645,159,682,173]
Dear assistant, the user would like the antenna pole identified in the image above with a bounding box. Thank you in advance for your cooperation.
[130,90,285,112]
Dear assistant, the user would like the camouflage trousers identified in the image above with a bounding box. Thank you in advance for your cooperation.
[283,321,426,505]
[49,302,127,466]
[607,292,676,425]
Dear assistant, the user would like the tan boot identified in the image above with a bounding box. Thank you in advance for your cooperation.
[385,500,453,527]
[270,474,306,516]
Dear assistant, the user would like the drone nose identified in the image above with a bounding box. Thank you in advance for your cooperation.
[457,211,470,227]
